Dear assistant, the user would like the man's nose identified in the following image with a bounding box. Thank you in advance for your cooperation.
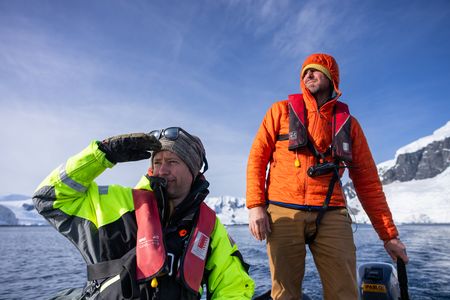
[158,162,170,175]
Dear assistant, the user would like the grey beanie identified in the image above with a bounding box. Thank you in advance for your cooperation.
[152,131,206,177]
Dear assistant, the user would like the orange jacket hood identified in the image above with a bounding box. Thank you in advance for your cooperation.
[300,53,342,110]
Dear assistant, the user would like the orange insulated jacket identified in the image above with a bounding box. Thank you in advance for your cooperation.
[246,54,398,241]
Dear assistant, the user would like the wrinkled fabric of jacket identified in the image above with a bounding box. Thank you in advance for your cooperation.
[246,53,398,241]
[33,141,254,299]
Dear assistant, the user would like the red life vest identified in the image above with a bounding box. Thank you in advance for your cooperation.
[287,93,353,162]
[177,203,216,293]
[133,189,167,281]
[133,189,216,293]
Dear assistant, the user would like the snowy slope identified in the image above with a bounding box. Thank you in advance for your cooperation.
[384,167,450,223]
[204,196,248,225]
[0,195,248,226]
[346,120,450,224]
[347,167,450,224]
[0,198,48,226]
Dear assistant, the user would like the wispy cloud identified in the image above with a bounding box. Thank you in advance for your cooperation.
[0,26,103,89]
[271,0,368,57]
[218,0,368,58]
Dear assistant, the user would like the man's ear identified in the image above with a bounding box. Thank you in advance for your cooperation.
[147,167,154,176]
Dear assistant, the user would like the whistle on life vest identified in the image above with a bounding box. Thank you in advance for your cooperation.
[151,277,158,288]
[294,151,301,168]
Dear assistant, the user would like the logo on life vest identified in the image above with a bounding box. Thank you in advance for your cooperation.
[137,235,160,248]
[343,142,350,152]
[289,131,297,140]
[191,231,210,260]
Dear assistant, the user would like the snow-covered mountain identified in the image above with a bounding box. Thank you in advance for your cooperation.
[378,122,450,184]
[1,121,449,226]
[0,198,47,226]
[0,195,248,226]
[205,196,248,225]
[344,121,450,224]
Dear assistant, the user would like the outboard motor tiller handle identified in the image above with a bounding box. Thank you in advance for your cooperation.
[397,257,410,300]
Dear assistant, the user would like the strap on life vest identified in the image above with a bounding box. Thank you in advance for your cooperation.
[87,247,136,281]
[133,189,167,282]
[287,93,353,162]
[178,202,216,294]
[305,166,340,244]
[86,246,141,299]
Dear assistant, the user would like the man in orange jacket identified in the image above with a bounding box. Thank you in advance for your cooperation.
[246,53,409,300]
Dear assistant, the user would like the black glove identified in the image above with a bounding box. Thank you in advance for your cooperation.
[98,133,161,163]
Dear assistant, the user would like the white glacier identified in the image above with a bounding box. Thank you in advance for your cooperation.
[347,167,450,224]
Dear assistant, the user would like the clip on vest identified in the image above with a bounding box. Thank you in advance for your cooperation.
[307,161,337,177]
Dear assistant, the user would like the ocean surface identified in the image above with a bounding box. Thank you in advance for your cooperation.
[1,224,449,299]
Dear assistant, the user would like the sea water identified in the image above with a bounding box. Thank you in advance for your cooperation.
[0,224,449,299]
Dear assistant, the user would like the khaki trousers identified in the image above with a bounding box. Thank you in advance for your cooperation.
[266,204,357,300]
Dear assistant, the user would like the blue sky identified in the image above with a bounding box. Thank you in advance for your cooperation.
[1,0,449,197]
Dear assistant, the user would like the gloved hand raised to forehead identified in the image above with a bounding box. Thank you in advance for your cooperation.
[98,133,161,163]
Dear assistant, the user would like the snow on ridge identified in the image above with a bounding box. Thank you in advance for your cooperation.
[0,194,249,226]
[0,198,48,226]
[205,195,248,225]
[395,120,450,157]
[377,159,396,171]
[384,167,450,224]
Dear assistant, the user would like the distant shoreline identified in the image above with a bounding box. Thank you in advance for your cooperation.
[2,223,450,228]
[224,222,450,226]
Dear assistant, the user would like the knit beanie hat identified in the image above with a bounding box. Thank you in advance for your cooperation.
[151,130,206,177]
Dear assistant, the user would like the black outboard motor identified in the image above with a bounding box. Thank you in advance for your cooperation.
[357,262,400,300]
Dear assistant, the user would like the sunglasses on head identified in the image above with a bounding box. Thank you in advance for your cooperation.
[148,127,209,173]
[149,127,195,142]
